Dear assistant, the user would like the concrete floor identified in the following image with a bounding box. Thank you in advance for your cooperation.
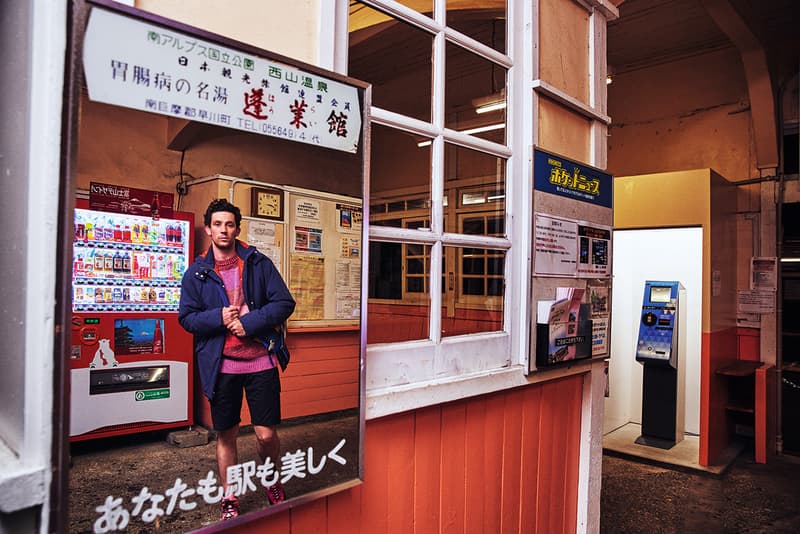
[601,449,800,533]
[603,422,741,475]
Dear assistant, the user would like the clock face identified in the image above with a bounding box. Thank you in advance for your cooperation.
[251,188,283,220]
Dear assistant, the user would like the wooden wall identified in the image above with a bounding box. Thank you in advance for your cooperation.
[227,374,584,533]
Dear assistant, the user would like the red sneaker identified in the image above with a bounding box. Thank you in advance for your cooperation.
[220,496,239,520]
[266,483,285,505]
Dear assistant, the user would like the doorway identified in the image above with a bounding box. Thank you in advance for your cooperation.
[606,227,703,437]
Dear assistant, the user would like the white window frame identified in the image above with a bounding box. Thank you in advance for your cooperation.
[341,0,527,415]
[338,0,614,422]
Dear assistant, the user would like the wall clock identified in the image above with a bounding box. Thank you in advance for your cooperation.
[250,187,284,220]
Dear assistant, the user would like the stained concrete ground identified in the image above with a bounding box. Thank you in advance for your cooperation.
[601,447,800,533]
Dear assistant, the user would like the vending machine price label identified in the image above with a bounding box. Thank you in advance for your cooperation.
[84,318,100,324]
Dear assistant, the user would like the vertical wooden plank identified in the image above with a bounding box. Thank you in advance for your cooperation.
[537,378,569,533]
[361,414,414,532]
[327,484,362,534]
[414,406,443,533]
[481,392,507,531]
[518,384,543,533]
[440,402,467,534]
[500,387,524,534]
[464,396,487,533]
[387,415,416,533]
[561,375,584,533]
[290,498,328,532]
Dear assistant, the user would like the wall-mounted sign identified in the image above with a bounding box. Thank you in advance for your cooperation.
[534,148,613,208]
[89,181,174,218]
[83,8,362,153]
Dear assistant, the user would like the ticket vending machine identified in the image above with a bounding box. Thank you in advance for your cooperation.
[635,281,685,449]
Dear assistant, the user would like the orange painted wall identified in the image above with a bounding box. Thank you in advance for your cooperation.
[226,375,585,534]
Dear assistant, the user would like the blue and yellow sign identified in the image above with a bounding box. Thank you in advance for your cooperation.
[534,149,612,208]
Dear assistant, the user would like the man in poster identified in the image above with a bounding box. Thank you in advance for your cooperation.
[179,199,295,520]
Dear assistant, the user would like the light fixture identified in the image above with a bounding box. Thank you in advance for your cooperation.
[416,122,505,147]
[780,257,800,262]
[472,90,506,114]
[606,75,613,85]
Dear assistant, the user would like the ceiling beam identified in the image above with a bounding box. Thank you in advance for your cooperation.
[701,0,779,174]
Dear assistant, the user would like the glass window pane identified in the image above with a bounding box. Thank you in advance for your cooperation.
[407,258,425,274]
[397,0,433,16]
[444,42,506,142]
[446,2,507,54]
[349,2,433,122]
[370,124,432,227]
[487,256,504,275]
[406,243,425,256]
[369,242,402,299]
[446,144,506,238]
[462,278,484,295]
[463,257,484,275]
[462,217,485,235]
[442,246,504,337]
[368,242,432,344]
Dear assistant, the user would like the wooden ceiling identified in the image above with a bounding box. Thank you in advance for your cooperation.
[608,0,799,80]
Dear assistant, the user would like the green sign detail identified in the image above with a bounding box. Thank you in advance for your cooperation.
[134,389,170,401]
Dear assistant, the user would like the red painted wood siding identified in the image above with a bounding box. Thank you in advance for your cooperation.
[699,328,738,466]
[228,375,584,533]
[368,303,503,344]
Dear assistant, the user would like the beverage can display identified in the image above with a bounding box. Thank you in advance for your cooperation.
[72,208,189,312]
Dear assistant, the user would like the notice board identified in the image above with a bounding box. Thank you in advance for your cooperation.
[286,190,363,327]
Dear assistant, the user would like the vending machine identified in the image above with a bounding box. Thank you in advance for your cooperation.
[70,201,194,441]
[634,281,685,449]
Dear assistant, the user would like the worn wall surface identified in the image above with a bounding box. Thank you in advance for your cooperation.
[135,0,322,66]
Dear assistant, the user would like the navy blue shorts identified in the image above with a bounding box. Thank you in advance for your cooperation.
[211,367,281,431]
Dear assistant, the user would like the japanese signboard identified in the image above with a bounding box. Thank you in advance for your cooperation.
[534,148,613,208]
[83,8,362,153]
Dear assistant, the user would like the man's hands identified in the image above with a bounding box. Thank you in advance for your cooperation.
[222,306,246,337]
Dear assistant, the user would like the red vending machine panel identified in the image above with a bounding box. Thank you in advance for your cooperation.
[70,203,195,441]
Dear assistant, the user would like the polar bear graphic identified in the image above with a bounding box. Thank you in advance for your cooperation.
[90,338,118,368]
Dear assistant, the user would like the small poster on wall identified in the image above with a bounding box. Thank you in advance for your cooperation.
[534,213,612,278]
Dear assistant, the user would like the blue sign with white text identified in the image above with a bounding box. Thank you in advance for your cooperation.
[533,149,613,208]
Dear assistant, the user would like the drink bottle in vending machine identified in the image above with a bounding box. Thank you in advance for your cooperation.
[70,200,195,441]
